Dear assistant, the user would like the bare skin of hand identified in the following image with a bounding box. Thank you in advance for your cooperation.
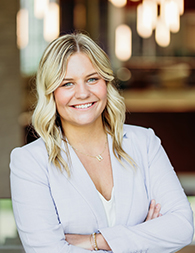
[65,199,162,250]
[65,234,93,250]
[145,199,162,221]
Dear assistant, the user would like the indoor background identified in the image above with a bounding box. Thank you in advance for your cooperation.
[0,0,194,252]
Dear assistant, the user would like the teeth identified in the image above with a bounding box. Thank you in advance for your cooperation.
[75,103,92,109]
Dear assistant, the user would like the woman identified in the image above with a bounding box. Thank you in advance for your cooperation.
[10,32,194,252]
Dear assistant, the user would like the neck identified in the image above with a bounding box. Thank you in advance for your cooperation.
[62,120,106,147]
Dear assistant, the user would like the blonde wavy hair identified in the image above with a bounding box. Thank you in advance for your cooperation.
[32,32,134,175]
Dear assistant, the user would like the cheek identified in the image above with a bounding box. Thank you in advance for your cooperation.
[53,92,61,113]
[103,86,107,98]
[98,82,107,100]
[102,90,107,105]
[54,89,69,108]
[53,89,60,105]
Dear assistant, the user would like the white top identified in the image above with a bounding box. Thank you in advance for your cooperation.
[97,188,116,227]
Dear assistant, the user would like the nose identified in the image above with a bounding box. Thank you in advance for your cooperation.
[75,82,90,99]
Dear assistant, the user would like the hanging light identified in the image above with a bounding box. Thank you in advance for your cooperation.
[44,2,59,42]
[155,17,170,47]
[137,1,157,38]
[109,0,127,8]
[17,9,29,49]
[115,24,132,61]
[173,0,184,15]
[135,0,183,47]
[34,0,49,19]
[162,0,180,33]
[147,0,158,29]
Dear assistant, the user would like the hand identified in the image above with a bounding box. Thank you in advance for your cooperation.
[145,199,162,221]
[65,234,93,250]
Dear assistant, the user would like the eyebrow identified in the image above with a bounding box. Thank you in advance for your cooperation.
[63,72,98,81]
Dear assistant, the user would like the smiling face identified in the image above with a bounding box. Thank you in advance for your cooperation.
[54,52,107,131]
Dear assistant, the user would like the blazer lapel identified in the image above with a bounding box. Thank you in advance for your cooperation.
[60,129,134,229]
[107,132,135,226]
[61,141,108,229]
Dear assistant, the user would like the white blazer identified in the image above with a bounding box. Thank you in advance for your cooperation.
[10,124,194,253]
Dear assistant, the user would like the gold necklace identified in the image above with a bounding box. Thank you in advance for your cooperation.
[62,138,107,162]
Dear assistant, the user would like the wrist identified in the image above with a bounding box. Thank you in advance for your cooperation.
[90,233,98,251]
[96,233,111,251]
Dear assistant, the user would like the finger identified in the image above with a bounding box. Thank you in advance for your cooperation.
[152,203,161,219]
[146,199,156,221]
[65,234,73,243]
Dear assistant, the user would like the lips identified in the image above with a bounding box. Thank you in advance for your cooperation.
[72,102,95,109]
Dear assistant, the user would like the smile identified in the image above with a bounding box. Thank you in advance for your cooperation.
[73,102,94,109]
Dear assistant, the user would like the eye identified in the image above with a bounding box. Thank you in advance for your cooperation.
[87,77,98,83]
[62,82,73,87]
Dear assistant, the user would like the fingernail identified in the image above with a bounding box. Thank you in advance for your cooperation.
[156,204,161,209]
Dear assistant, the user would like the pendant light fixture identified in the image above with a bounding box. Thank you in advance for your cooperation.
[34,0,49,19]
[43,2,59,42]
[109,0,127,8]
[115,24,132,61]
[155,17,171,47]
[136,0,184,47]
[137,0,157,38]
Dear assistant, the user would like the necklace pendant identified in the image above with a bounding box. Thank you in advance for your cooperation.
[96,155,103,161]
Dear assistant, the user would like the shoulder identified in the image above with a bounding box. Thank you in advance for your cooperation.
[123,124,156,140]
[123,124,163,164]
[123,124,161,152]
[11,138,47,157]
[10,138,49,176]
[11,138,47,154]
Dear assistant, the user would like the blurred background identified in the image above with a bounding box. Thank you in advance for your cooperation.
[0,0,194,252]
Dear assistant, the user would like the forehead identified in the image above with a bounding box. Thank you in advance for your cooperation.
[65,52,96,77]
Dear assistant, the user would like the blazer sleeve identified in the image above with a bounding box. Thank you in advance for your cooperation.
[99,128,194,253]
[10,145,110,253]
